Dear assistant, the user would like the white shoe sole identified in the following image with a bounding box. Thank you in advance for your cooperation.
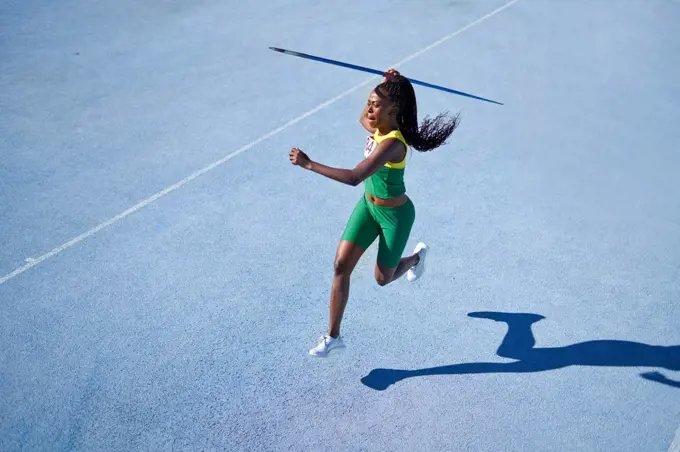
[309,339,346,357]
[309,347,345,358]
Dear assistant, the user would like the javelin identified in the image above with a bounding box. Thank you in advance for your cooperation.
[269,47,503,106]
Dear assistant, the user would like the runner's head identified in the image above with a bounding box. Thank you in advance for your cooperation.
[374,75,460,152]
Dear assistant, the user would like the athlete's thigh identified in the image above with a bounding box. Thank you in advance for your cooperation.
[337,197,380,273]
[340,196,380,251]
[374,200,416,279]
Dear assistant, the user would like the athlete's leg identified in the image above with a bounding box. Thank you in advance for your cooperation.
[375,250,420,286]
[328,240,367,337]
[328,196,379,337]
[310,197,380,357]
[372,199,418,286]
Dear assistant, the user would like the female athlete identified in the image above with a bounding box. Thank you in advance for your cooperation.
[289,69,460,357]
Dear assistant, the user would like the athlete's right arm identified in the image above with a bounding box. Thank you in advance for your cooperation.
[359,104,376,133]
[300,138,403,187]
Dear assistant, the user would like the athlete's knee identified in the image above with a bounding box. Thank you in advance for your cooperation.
[333,257,352,276]
[374,267,394,286]
[375,274,389,286]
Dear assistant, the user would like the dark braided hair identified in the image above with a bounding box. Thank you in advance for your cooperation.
[375,75,460,152]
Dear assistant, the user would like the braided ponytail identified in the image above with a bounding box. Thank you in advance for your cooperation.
[375,75,460,152]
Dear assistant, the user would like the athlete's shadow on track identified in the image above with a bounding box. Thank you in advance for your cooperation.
[361,312,680,391]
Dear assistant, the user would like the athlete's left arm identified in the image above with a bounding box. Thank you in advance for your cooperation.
[294,139,403,186]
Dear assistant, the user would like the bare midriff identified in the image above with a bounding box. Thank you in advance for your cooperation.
[365,193,409,207]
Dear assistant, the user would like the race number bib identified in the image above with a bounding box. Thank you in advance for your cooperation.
[364,135,376,158]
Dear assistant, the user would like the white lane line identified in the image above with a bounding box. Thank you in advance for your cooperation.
[0,0,520,286]
[670,423,680,452]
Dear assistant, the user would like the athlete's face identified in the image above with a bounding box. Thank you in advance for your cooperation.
[365,89,397,129]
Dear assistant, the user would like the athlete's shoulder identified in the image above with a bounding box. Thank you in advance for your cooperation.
[375,129,408,150]
[373,129,399,140]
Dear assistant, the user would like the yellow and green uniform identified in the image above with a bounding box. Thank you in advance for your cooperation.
[341,129,416,268]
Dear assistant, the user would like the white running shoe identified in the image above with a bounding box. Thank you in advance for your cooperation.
[406,242,428,282]
[309,335,346,357]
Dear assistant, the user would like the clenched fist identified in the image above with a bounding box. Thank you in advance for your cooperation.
[289,147,311,169]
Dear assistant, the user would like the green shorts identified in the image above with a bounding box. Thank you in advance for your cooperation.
[341,194,416,268]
